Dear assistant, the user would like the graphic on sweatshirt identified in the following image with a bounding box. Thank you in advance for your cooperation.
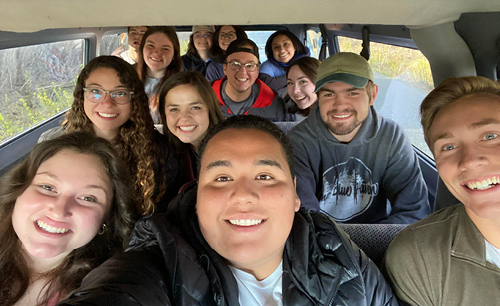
[320,157,379,221]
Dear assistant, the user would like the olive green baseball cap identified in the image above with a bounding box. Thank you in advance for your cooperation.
[315,52,374,92]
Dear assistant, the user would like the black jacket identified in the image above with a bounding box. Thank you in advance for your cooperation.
[59,183,397,306]
[181,52,210,76]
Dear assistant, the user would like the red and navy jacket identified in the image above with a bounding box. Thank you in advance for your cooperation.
[212,78,290,122]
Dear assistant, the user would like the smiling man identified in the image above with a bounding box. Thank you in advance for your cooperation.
[211,39,290,121]
[288,52,429,224]
[59,115,397,306]
[384,76,500,305]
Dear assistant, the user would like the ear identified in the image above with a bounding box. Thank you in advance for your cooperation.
[223,63,227,76]
[293,177,301,212]
[369,84,379,106]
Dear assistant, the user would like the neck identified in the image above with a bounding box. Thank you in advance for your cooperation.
[330,124,362,143]
[466,207,500,248]
[24,251,66,275]
[230,249,283,281]
[224,82,252,102]
[198,50,210,61]
[94,126,118,142]
[147,67,166,79]
[129,48,139,62]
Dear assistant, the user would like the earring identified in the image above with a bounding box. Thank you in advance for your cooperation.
[98,223,107,235]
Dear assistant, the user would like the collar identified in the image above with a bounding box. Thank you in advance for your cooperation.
[451,205,488,266]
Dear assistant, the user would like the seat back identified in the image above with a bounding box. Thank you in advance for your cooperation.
[338,223,407,268]
[274,121,299,134]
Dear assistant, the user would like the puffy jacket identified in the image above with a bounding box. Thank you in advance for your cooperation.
[59,183,398,306]
[212,78,292,122]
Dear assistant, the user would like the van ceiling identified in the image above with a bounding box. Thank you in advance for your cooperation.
[2,0,500,32]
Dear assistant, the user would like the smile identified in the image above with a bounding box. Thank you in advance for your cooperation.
[464,176,500,190]
[178,125,197,131]
[98,112,118,118]
[150,57,162,62]
[237,78,248,82]
[228,219,263,226]
[295,96,306,101]
[36,220,70,234]
[333,114,351,118]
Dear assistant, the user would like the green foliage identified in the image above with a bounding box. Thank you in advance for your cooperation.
[338,37,434,91]
[0,79,75,143]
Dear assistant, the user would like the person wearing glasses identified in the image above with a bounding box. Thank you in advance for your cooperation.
[39,56,181,215]
[206,25,247,82]
[211,39,290,122]
[181,25,214,76]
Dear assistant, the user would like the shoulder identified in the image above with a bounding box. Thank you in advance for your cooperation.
[288,112,317,141]
[387,205,462,258]
[38,126,65,143]
[259,60,284,76]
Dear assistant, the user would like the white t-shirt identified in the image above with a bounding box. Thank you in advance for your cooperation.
[229,261,283,306]
[485,239,500,268]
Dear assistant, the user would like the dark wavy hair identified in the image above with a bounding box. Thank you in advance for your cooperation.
[63,55,166,215]
[198,115,295,178]
[286,56,321,116]
[158,71,224,152]
[264,30,306,63]
[209,25,248,63]
[0,132,137,306]
[136,26,182,111]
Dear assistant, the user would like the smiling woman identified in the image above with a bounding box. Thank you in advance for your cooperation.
[0,132,136,306]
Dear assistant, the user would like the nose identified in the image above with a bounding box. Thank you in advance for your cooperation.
[49,195,73,219]
[293,84,301,94]
[230,177,258,206]
[100,92,116,106]
[458,144,488,171]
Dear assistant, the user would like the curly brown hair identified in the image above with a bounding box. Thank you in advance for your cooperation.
[63,56,166,215]
[0,132,137,306]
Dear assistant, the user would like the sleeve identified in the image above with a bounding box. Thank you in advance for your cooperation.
[58,248,172,306]
[258,72,287,93]
[383,228,436,306]
[289,131,321,212]
[205,62,224,82]
[380,125,430,224]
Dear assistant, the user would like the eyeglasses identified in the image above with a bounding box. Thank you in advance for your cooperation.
[219,32,236,40]
[83,87,134,104]
[194,33,213,39]
[226,60,259,72]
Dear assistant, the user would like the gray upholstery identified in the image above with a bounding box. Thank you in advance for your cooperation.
[338,223,407,268]
[274,121,299,134]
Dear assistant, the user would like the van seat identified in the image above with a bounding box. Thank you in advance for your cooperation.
[274,121,299,134]
[338,223,407,268]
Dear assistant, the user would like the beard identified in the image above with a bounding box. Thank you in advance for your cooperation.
[323,109,362,136]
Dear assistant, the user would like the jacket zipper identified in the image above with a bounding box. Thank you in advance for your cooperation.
[328,268,343,306]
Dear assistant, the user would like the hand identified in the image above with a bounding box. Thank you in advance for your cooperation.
[111,45,125,57]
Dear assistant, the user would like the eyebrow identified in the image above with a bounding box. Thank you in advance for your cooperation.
[254,159,283,170]
[205,160,231,171]
[470,118,500,129]
[85,83,128,89]
[36,172,109,199]
[167,101,203,107]
[320,86,360,94]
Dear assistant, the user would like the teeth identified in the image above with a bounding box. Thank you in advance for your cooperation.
[466,177,500,190]
[334,114,350,118]
[237,78,248,81]
[98,112,118,118]
[179,125,196,131]
[228,219,263,226]
[36,220,69,234]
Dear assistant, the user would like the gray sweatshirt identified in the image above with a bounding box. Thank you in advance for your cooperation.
[288,107,430,224]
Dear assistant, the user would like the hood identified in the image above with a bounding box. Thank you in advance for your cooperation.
[308,105,380,147]
[267,46,311,69]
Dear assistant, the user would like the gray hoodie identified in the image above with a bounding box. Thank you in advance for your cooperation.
[288,106,430,224]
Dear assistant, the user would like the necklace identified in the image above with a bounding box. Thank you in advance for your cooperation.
[31,268,57,280]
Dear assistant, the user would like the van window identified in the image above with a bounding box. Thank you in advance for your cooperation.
[101,32,124,56]
[246,30,275,62]
[306,30,327,59]
[338,36,433,158]
[0,39,85,144]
